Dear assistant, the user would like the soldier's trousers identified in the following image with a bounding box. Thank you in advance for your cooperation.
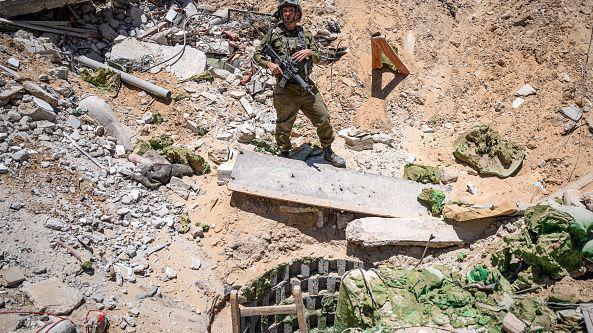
[273,83,335,152]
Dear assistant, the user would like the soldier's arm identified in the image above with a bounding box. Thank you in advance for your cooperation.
[253,34,271,68]
[305,30,321,64]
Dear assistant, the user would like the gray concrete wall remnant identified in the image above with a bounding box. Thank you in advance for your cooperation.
[0,0,87,17]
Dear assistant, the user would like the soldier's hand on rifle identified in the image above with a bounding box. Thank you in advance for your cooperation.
[292,49,313,62]
[267,62,283,76]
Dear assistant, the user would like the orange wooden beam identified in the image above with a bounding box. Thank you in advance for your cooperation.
[371,36,410,75]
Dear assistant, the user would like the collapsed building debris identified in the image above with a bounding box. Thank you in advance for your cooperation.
[0,0,87,17]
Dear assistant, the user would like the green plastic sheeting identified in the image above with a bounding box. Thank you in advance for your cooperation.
[453,125,525,178]
[403,163,441,184]
[417,187,445,215]
[334,265,567,332]
[494,203,593,280]
[80,67,121,98]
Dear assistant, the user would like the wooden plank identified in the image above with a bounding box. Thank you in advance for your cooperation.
[0,18,90,38]
[345,216,494,248]
[239,304,296,316]
[230,290,241,333]
[293,286,308,333]
[371,38,382,69]
[229,150,441,217]
[371,36,410,75]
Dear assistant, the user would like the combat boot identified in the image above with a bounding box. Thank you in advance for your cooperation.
[323,146,346,168]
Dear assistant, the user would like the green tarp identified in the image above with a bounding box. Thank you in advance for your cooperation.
[334,265,572,332]
[494,203,593,280]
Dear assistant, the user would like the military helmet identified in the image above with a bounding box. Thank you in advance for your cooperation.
[276,0,302,20]
[278,0,301,9]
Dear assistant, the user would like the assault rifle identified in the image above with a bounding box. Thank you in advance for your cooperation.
[261,43,314,96]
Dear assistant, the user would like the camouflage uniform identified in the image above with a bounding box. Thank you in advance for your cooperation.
[254,24,335,153]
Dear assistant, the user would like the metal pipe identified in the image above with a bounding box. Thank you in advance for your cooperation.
[77,56,172,100]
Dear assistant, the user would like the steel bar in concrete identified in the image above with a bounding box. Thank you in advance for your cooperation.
[345,216,494,248]
[0,18,90,38]
[228,150,442,217]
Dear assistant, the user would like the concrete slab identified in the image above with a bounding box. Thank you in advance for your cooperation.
[228,150,445,217]
[109,37,206,81]
[345,216,493,248]
[23,277,83,315]
[0,0,86,17]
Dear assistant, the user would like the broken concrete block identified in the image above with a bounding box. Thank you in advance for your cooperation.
[0,85,24,106]
[560,104,582,122]
[345,135,374,151]
[114,264,136,282]
[1,267,26,287]
[237,124,255,143]
[515,84,536,97]
[337,128,375,151]
[49,66,68,80]
[166,177,191,200]
[23,278,83,315]
[217,161,234,185]
[22,81,59,107]
[442,201,518,222]
[239,97,255,116]
[78,96,133,151]
[18,98,57,122]
[371,133,393,145]
[99,23,119,41]
[186,120,208,135]
[7,57,19,69]
[38,319,77,333]
[440,166,459,184]
[229,91,245,99]
[212,68,231,80]
[345,216,463,247]
[44,217,68,231]
[502,312,526,333]
[65,115,81,129]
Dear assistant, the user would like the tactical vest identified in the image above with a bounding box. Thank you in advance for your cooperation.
[267,25,313,79]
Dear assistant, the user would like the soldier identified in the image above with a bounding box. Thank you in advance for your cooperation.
[253,0,346,168]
